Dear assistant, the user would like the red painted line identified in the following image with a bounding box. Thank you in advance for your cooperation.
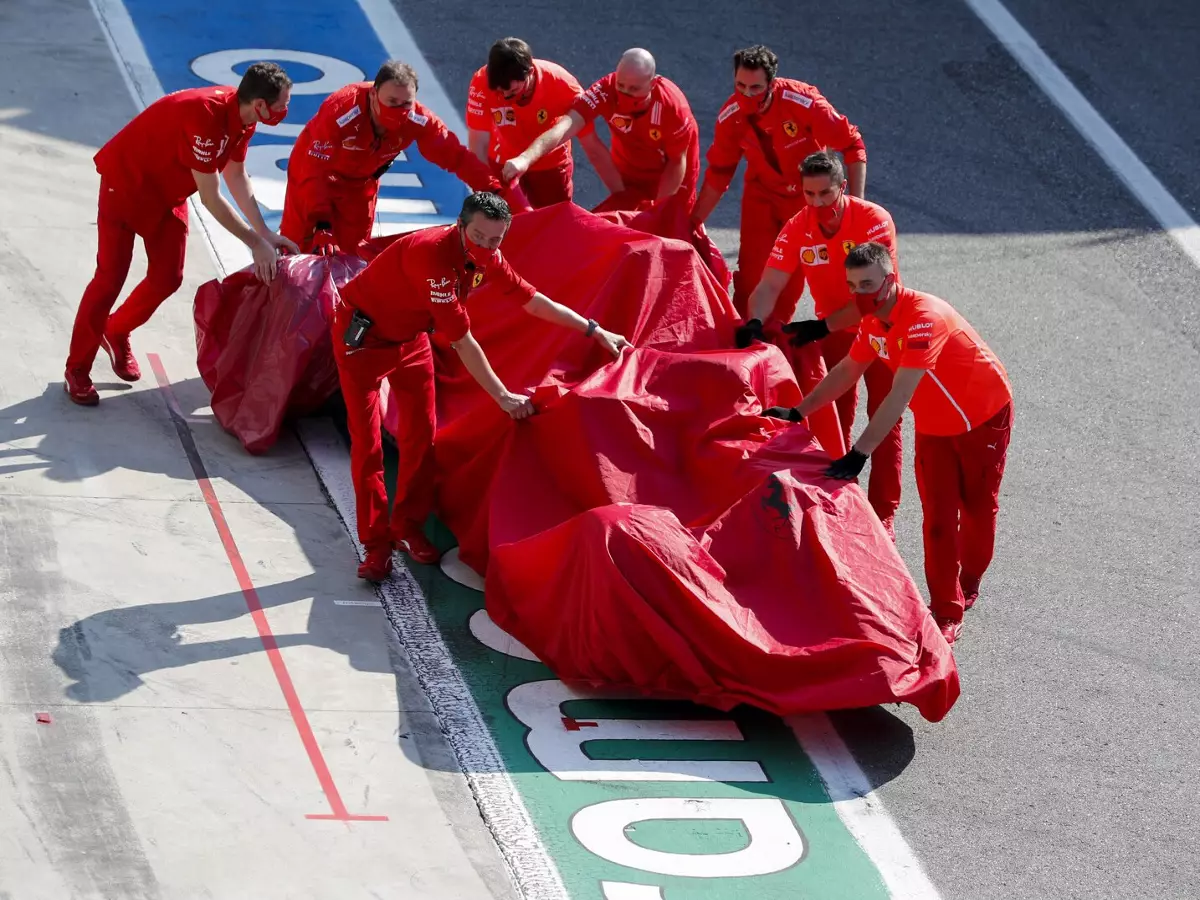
[561,717,598,731]
[148,353,386,823]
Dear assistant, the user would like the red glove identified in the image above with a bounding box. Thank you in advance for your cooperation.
[311,224,339,257]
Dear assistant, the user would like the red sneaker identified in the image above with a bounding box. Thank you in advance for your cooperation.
[961,575,981,611]
[100,330,141,382]
[396,529,442,565]
[64,368,99,406]
[935,617,963,645]
[357,546,393,582]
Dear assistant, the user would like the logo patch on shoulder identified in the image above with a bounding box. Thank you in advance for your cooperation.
[536,108,548,124]
[717,102,739,124]
[782,89,814,108]
[408,109,429,126]
[649,127,662,140]
[336,105,362,128]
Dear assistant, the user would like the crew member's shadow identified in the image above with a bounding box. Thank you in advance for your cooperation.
[1,378,438,770]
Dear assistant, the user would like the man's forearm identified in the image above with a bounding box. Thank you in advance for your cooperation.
[824,301,862,332]
[452,333,509,400]
[656,155,687,200]
[468,129,491,165]
[796,359,865,419]
[847,161,866,199]
[224,171,270,235]
[689,180,724,225]
[853,371,921,455]
[200,191,260,247]
[522,115,576,167]
[524,293,590,332]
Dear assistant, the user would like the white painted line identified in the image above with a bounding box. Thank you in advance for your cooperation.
[962,0,1200,271]
[296,419,568,900]
[374,197,439,216]
[788,714,942,900]
[333,599,382,607]
[602,884,665,900]
[353,0,469,138]
[442,545,486,591]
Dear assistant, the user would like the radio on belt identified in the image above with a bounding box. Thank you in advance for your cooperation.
[343,308,374,349]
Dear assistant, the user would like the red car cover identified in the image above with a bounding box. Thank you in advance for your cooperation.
[485,346,958,721]
[194,203,959,721]
[194,254,366,454]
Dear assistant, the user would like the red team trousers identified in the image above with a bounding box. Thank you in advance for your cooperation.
[67,180,188,371]
[821,329,903,525]
[280,180,379,254]
[733,180,805,318]
[914,403,1013,623]
[332,307,438,554]
[517,155,574,208]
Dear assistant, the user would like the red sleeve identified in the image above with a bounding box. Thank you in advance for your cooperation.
[765,214,804,275]
[431,300,471,342]
[897,313,949,369]
[466,69,492,133]
[862,207,897,267]
[227,125,254,165]
[491,253,538,304]
[572,76,611,125]
[412,108,502,193]
[806,90,866,164]
[848,324,878,364]
[662,105,697,158]
[702,101,744,194]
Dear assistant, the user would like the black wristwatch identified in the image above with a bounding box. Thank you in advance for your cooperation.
[585,318,599,337]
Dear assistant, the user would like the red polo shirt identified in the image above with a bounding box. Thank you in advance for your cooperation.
[849,287,1012,436]
[572,72,699,194]
[94,85,255,209]
[340,224,537,344]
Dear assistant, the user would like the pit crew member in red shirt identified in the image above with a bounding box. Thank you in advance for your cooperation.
[334,192,631,582]
[282,61,505,255]
[466,37,615,208]
[500,48,700,211]
[65,62,298,405]
[765,242,1014,645]
[690,45,867,317]
[739,151,902,534]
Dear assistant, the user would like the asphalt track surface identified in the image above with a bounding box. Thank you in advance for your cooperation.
[396,1,1200,898]
[0,0,1196,898]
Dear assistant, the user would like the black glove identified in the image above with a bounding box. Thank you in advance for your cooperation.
[734,318,765,349]
[780,318,830,347]
[762,406,803,422]
[370,160,394,180]
[825,448,868,480]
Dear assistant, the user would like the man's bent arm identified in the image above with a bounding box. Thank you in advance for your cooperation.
[451,330,513,400]
[852,367,922,455]
[689,178,724,226]
[796,355,871,419]
[468,128,492,165]
[578,129,624,193]
[748,268,789,323]
[221,160,271,236]
[824,301,862,332]
[522,292,592,332]
[518,112,580,168]
[656,152,688,200]
[846,161,866,199]
[192,169,263,247]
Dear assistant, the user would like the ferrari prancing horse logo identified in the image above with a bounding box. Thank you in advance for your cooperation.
[472,271,485,288]
[536,108,548,124]
[783,120,798,137]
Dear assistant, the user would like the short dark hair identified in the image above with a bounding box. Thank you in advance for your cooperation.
[845,242,893,272]
[800,150,846,183]
[733,45,778,81]
[459,191,512,226]
[237,62,291,105]
[375,60,418,91]
[487,38,534,90]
